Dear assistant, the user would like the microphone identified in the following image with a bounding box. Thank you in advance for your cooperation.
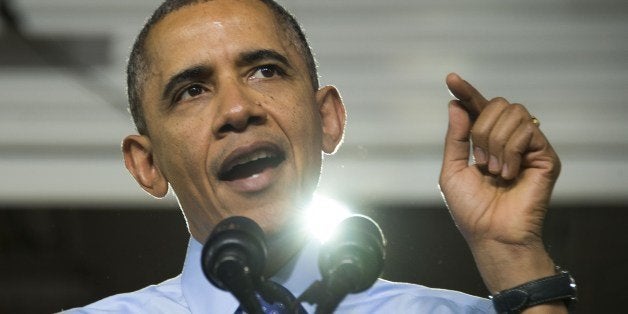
[296,215,386,313]
[318,214,386,295]
[201,216,267,314]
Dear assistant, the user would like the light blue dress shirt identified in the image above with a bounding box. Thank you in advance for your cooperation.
[63,237,495,313]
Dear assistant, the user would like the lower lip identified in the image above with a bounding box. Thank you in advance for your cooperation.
[223,163,281,193]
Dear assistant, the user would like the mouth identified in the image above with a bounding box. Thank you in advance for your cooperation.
[218,142,286,183]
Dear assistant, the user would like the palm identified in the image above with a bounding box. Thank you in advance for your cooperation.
[443,159,553,245]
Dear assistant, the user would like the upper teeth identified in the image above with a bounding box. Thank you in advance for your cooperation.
[232,150,273,167]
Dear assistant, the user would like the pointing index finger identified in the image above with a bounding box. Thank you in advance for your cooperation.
[446,73,489,119]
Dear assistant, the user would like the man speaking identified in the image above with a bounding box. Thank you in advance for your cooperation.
[66,0,574,313]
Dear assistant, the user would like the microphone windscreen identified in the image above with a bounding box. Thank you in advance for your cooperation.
[318,215,386,293]
[201,216,267,290]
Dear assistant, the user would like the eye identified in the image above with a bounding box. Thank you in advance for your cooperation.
[250,65,282,79]
[175,84,207,102]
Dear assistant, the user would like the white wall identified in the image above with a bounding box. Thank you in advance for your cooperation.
[1,0,627,206]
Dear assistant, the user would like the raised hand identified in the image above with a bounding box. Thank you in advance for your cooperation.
[439,73,562,296]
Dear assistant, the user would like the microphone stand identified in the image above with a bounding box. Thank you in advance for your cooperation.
[215,258,264,314]
[258,279,301,313]
[294,264,361,314]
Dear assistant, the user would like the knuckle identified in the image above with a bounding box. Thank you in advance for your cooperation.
[548,153,562,176]
[554,157,562,175]
[489,97,510,107]
[485,102,506,113]
[522,122,536,133]
[508,103,530,120]
[510,102,527,112]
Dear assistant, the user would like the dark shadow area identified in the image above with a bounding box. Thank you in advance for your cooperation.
[0,203,624,313]
[0,207,189,313]
[366,203,627,312]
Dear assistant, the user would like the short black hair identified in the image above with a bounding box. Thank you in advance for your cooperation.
[126,0,319,135]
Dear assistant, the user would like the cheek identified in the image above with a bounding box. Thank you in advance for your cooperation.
[262,91,322,164]
[152,118,210,181]
[290,103,324,168]
[277,96,322,148]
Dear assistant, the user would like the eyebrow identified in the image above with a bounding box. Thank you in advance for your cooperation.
[160,49,292,102]
[236,49,292,70]
[161,65,213,101]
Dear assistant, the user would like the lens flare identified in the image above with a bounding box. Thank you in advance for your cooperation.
[304,194,352,242]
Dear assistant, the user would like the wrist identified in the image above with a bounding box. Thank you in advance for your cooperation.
[469,240,556,294]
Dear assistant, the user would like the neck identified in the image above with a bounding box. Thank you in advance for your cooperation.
[263,222,309,277]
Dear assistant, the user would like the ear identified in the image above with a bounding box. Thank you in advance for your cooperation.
[316,85,346,154]
[122,135,169,198]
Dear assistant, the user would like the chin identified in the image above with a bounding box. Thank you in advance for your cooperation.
[251,202,308,236]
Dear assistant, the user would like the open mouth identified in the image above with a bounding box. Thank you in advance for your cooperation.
[218,144,286,182]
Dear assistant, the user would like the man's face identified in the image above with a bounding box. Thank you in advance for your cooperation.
[136,0,338,241]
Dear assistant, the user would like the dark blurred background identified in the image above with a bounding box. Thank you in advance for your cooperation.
[1,203,626,313]
[2,0,627,313]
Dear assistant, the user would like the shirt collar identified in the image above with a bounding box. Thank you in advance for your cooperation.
[181,236,321,313]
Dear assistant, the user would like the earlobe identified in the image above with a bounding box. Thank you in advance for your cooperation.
[316,85,346,154]
[122,135,169,198]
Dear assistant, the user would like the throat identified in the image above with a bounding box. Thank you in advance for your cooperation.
[264,226,309,278]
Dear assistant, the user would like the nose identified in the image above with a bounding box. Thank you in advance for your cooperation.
[212,80,267,137]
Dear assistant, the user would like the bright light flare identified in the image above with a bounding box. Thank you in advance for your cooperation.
[304,194,352,242]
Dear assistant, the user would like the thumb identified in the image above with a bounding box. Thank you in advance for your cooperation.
[442,100,472,176]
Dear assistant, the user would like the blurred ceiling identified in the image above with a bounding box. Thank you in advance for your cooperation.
[1,0,627,207]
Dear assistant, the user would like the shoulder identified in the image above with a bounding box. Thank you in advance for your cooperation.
[338,279,495,314]
[60,276,189,314]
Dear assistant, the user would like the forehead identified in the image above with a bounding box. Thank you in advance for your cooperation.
[145,0,294,79]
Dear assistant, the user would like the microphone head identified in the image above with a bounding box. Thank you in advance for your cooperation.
[318,215,386,293]
[201,216,267,291]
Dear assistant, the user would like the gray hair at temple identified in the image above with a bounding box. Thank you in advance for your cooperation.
[126,0,319,135]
